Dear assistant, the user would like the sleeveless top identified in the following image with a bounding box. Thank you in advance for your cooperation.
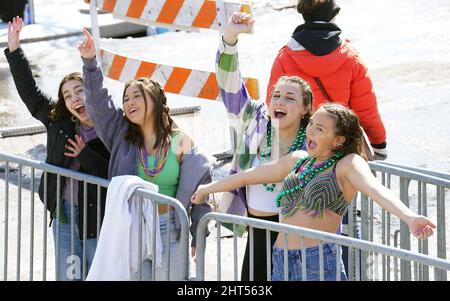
[247,156,280,213]
[137,133,180,198]
[278,160,348,218]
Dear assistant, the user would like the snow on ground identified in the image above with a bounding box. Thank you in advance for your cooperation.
[1,0,449,170]
[0,0,449,281]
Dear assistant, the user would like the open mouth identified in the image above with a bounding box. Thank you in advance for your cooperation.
[273,109,287,119]
[129,108,138,115]
[307,139,317,150]
[74,104,85,115]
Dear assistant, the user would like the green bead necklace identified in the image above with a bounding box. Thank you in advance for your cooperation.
[260,119,306,192]
[275,152,343,207]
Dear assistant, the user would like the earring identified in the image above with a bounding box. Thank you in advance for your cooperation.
[71,115,78,123]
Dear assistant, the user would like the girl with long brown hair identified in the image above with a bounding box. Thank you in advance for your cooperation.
[78,29,214,280]
[4,17,109,280]
[192,103,435,281]
[216,12,313,281]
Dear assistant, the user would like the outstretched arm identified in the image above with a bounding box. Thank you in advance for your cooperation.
[191,151,306,204]
[344,155,436,240]
[216,12,260,136]
[4,17,52,126]
[79,28,127,151]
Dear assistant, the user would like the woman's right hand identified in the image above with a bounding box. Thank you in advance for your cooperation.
[191,185,209,205]
[223,11,255,46]
[78,28,96,60]
[8,16,23,53]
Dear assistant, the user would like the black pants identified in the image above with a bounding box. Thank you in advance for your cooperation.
[241,212,278,281]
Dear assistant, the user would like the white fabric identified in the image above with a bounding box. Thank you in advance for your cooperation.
[287,37,306,51]
[247,156,280,213]
[86,175,162,281]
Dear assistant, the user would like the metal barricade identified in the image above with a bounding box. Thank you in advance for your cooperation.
[195,213,450,281]
[0,151,190,281]
[130,188,190,281]
[356,161,450,280]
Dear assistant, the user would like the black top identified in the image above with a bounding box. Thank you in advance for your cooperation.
[292,21,342,56]
[4,46,110,239]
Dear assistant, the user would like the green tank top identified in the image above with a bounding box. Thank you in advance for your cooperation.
[137,133,180,198]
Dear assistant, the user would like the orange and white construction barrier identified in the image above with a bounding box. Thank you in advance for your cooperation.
[100,48,259,100]
[91,0,252,31]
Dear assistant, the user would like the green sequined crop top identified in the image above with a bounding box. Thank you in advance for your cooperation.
[278,162,349,218]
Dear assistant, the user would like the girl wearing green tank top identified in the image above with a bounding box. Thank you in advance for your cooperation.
[79,29,214,281]
[123,79,193,281]
[192,103,436,281]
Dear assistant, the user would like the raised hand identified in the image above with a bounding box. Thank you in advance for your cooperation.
[64,135,86,158]
[78,28,96,60]
[407,215,436,240]
[8,16,24,53]
[223,11,255,45]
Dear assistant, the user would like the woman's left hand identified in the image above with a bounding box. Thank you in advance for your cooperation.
[191,185,209,205]
[64,135,86,158]
[407,215,436,240]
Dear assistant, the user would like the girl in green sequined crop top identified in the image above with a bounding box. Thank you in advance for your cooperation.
[192,103,436,281]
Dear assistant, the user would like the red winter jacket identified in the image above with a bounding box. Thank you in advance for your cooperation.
[266,39,386,145]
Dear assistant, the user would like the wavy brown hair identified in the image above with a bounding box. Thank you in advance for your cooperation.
[320,103,367,160]
[49,72,83,122]
[122,78,176,149]
[272,75,314,129]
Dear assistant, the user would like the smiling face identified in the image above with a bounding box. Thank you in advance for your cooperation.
[123,83,154,128]
[268,81,310,130]
[305,108,345,160]
[122,78,175,149]
[61,79,90,124]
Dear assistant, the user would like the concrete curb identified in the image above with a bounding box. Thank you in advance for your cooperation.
[0,21,146,48]
[0,31,83,48]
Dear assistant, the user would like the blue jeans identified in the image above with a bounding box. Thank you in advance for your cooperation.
[52,200,97,281]
[271,243,347,281]
[130,211,185,281]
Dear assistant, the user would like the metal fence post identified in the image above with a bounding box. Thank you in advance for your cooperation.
[347,198,357,280]
[435,186,447,280]
[399,177,411,280]
[360,194,370,280]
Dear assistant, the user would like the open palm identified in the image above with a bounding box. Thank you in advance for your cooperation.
[8,16,24,52]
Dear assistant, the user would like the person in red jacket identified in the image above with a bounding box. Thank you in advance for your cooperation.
[266,0,388,160]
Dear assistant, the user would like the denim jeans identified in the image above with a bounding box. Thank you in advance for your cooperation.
[271,243,347,281]
[52,200,97,281]
[130,211,185,281]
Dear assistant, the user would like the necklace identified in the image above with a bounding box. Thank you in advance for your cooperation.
[260,119,306,192]
[139,139,170,181]
[275,152,343,207]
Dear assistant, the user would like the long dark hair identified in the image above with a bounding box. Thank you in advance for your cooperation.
[122,78,176,149]
[272,75,314,129]
[49,72,83,122]
[320,103,367,160]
